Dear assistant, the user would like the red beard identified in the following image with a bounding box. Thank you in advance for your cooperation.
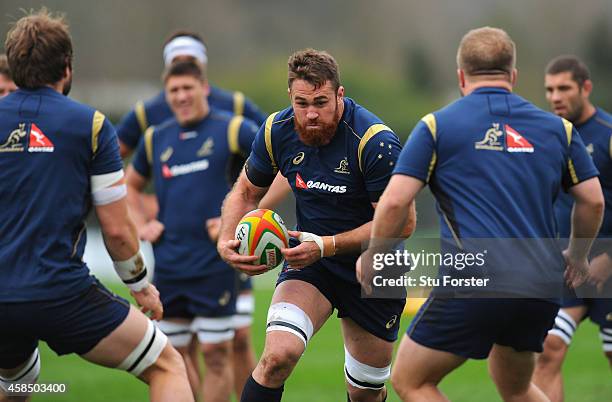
[294,106,341,147]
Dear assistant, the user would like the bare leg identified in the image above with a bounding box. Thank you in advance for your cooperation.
[341,318,392,402]
[200,340,233,402]
[390,336,466,402]
[489,344,549,402]
[533,306,586,402]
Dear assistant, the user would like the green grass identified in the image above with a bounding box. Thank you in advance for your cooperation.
[32,284,610,402]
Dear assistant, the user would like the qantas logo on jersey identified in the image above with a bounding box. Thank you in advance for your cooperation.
[475,123,534,153]
[28,123,54,152]
[162,159,209,179]
[295,173,347,193]
[505,125,534,153]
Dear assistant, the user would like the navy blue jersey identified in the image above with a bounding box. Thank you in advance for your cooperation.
[554,108,612,237]
[0,88,122,301]
[247,98,401,282]
[117,86,266,150]
[395,87,598,240]
[132,111,258,281]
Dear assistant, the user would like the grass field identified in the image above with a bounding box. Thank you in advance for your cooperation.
[32,284,611,402]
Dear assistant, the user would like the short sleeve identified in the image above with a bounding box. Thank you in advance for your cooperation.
[238,117,259,155]
[243,98,267,126]
[360,130,402,201]
[116,108,143,150]
[131,132,152,179]
[393,117,436,183]
[91,114,123,175]
[562,124,599,190]
[245,113,278,187]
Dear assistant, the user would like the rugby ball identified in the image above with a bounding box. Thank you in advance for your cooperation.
[235,209,289,270]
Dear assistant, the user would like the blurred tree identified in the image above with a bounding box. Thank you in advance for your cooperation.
[403,44,438,93]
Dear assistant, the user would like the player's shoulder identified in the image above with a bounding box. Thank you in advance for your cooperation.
[341,97,396,142]
[594,107,612,130]
[265,106,295,136]
[209,85,234,101]
[142,90,167,109]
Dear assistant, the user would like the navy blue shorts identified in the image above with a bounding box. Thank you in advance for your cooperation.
[237,272,253,292]
[277,263,406,342]
[155,269,237,319]
[0,280,130,369]
[408,297,559,359]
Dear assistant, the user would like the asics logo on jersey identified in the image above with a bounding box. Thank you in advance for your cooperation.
[295,173,347,193]
[475,123,504,151]
[0,123,27,153]
[162,159,209,178]
[334,157,351,174]
[293,152,305,165]
[27,123,54,153]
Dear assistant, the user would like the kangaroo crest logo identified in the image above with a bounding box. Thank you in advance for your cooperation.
[0,123,27,153]
[334,157,351,174]
[475,123,504,151]
[197,137,214,157]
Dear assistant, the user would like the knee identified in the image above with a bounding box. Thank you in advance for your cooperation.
[142,343,188,382]
[201,342,232,374]
[259,347,301,383]
[538,335,567,368]
[390,368,414,401]
[233,328,252,355]
[347,386,385,402]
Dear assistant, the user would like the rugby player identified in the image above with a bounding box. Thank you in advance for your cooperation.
[0,55,17,97]
[117,32,264,393]
[218,49,415,402]
[0,10,193,402]
[365,27,604,401]
[126,59,259,401]
[533,55,612,401]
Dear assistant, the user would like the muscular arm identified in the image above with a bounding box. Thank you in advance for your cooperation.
[257,172,292,210]
[564,177,604,286]
[125,165,149,228]
[371,175,421,242]
[217,170,270,274]
[94,178,140,261]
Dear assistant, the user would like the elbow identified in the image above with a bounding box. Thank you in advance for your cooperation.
[101,222,131,243]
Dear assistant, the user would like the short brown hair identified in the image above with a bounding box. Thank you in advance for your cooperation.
[545,55,591,87]
[163,59,206,83]
[5,9,73,89]
[457,27,516,79]
[0,55,10,78]
[288,49,340,91]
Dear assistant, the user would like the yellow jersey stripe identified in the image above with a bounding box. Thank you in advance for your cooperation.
[144,127,155,165]
[568,159,579,185]
[233,91,245,116]
[562,118,573,146]
[228,115,244,155]
[427,152,437,183]
[91,111,105,155]
[421,113,437,140]
[609,134,612,160]
[358,124,394,172]
[265,112,279,171]
[135,101,148,134]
